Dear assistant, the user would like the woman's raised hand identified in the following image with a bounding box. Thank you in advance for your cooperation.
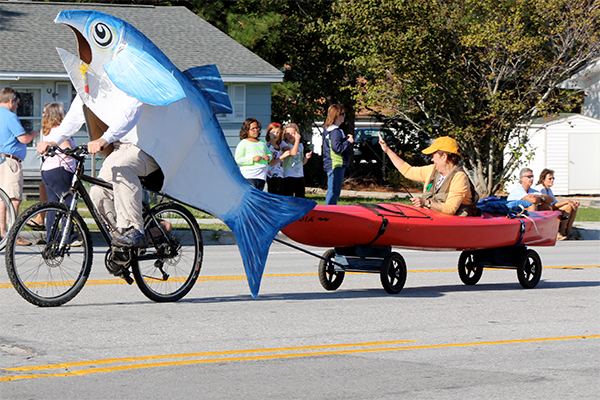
[378,132,389,153]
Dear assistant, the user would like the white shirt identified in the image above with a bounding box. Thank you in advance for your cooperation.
[46,95,143,146]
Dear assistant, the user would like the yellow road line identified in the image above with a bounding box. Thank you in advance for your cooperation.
[1,335,597,382]
[5,340,417,372]
[1,265,597,289]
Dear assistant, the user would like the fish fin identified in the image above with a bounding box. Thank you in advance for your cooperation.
[183,65,233,115]
[104,43,185,106]
[224,188,316,297]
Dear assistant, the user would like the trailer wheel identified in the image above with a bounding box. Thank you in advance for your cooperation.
[458,251,483,285]
[318,249,345,291]
[380,252,407,294]
[517,249,542,288]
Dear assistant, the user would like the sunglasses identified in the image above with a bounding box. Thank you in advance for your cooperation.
[524,175,534,178]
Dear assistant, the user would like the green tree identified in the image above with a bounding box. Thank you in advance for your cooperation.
[326,0,599,196]
[194,1,359,137]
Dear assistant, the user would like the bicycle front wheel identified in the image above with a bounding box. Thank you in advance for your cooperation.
[5,201,93,307]
[133,202,203,302]
[0,187,16,251]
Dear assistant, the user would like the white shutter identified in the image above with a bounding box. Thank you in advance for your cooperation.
[55,82,71,111]
[232,84,245,122]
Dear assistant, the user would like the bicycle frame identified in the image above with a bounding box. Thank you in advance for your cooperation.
[51,146,173,260]
[47,149,113,256]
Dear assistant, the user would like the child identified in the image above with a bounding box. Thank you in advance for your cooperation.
[265,122,291,195]
[283,123,312,197]
[235,117,271,190]
[40,102,80,245]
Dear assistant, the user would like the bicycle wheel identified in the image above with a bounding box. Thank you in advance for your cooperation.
[132,202,203,302]
[0,187,16,251]
[5,201,93,307]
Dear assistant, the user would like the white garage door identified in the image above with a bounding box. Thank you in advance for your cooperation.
[569,133,600,194]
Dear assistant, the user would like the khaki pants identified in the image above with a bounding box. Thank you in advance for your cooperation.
[0,158,23,200]
[90,142,159,234]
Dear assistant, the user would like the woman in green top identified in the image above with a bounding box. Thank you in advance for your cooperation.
[235,117,271,190]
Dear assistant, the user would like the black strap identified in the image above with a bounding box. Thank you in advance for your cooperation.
[359,203,390,245]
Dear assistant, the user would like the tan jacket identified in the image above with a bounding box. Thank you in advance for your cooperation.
[399,163,474,215]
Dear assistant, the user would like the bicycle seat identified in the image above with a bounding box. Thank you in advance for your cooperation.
[140,168,164,192]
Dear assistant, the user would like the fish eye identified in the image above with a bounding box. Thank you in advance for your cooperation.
[92,22,113,47]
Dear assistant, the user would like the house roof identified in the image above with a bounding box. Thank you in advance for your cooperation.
[530,112,600,127]
[0,1,282,82]
[558,58,600,90]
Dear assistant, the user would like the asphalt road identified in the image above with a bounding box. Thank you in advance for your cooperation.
[1,240,599,399]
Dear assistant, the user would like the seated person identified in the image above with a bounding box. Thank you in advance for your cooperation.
[535,168,579,240]
[38,95,159,248]
[379,135,477,216]
[507,168,553,212]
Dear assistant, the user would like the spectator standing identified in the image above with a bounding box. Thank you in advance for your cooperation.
[40,102,80,245]
[283,123,311,198]
[322,105,353,205]
[265,122,290,195]
[0,88,38,245]
[235,117,270,191]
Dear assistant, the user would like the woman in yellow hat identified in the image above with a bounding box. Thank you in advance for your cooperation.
[378,135,477,216]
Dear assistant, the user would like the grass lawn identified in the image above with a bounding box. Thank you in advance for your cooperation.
[575,207,600,222]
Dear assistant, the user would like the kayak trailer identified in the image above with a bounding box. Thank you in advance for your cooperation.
[273,239,543,294]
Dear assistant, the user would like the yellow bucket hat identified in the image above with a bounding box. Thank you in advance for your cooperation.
[422,136,460,155]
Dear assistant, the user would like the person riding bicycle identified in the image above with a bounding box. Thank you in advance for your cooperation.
[37,95,159,248]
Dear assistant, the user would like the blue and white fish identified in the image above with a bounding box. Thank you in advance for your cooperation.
[54,10,316,297]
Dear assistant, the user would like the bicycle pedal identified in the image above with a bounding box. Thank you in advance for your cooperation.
[122,271,134,285]
[106,264,134,285]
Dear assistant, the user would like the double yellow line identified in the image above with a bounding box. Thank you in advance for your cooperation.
[2,335,598,382]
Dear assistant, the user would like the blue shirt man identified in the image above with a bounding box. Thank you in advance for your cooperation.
[0,87,38,242]
[0,104,27,160]
[507,167,549,212]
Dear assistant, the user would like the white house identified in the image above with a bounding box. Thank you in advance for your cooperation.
[559,58,600,120]
[506,114,600,195]
[506,58,600,196]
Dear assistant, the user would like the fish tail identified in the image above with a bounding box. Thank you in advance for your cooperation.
[224,188,316,297]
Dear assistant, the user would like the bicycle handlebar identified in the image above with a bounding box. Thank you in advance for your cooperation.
[45,144,90,160]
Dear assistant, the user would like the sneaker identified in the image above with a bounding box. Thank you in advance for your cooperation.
[112,228,147,248]
[35,238,47,245]
[557,233,567,241]
[16,237,32,246]
[69,239,83,247]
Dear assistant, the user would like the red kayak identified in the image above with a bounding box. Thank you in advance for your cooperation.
[282,203,561,251]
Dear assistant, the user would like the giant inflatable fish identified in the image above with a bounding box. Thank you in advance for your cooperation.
[54,10,316,297]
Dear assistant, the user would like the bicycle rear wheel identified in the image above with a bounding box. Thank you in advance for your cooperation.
[132,202,203,302]
[5,201,93,307]
[0,187,16,251]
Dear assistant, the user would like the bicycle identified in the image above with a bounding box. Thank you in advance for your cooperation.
[0,155,17,251]
[0,187,16,251]
[5,145,203,307]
